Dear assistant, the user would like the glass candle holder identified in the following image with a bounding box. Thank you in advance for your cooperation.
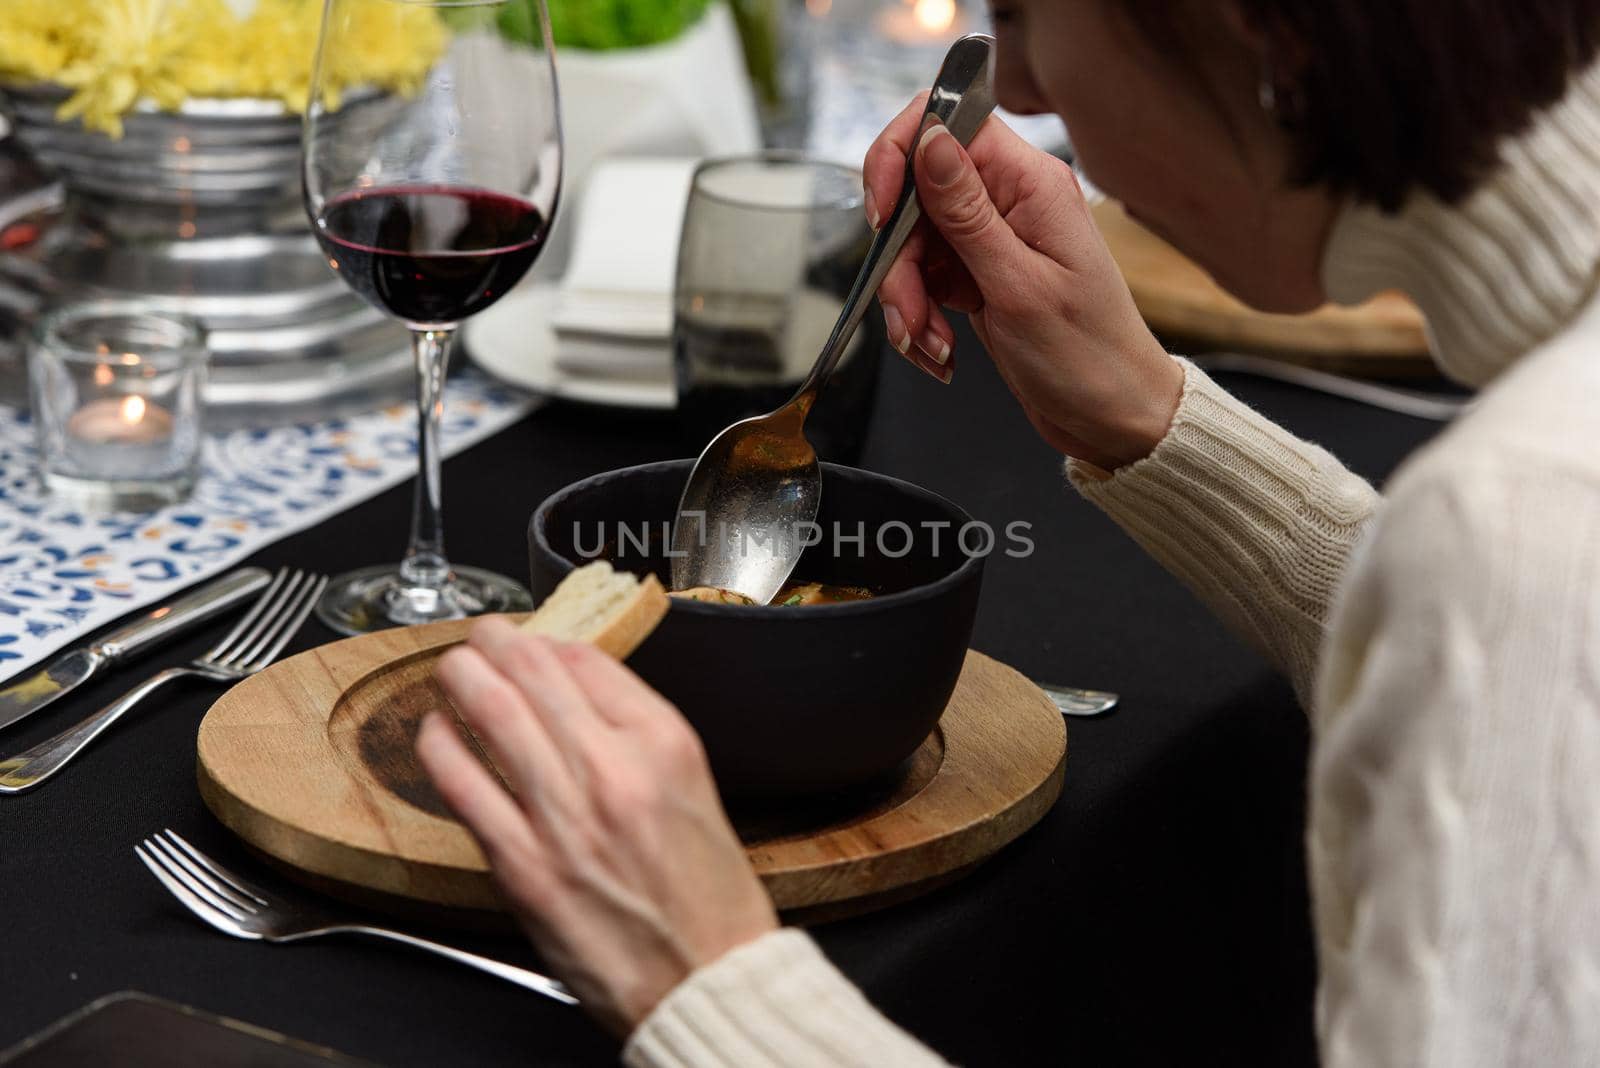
[29,302,208,511]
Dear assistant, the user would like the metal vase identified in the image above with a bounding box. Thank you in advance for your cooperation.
[0,84,410,426]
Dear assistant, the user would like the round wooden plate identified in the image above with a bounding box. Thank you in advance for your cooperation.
[196,619,1067,921]
[1093,199,1433,373]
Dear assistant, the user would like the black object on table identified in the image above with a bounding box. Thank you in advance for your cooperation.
[0,991,374,1067]
[0,326,1442,1067]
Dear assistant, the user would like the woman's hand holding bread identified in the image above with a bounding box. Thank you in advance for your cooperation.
[416,570,777,1037]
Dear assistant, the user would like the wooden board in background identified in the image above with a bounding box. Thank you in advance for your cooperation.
[1092,199,1434,376]
[197,620,1067,922]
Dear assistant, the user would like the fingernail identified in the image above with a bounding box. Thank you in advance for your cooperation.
[918,334,951,366]
[883,304,911,354]
[918,124,963,187]
[865,186,881,230]
[920,358,953,385]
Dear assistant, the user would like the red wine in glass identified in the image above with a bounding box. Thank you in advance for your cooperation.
[303,0,562,635]
[316,186,549,326]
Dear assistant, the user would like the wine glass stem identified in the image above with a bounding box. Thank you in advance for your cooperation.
[400,327,453,591]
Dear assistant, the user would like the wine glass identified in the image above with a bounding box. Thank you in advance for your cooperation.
[303,0,561,634]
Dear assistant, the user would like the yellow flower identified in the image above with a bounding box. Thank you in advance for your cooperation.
[0,0,76,82]
[52,0,216,136]
[0,0,448,137]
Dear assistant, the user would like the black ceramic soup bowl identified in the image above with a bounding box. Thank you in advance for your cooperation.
[528,459,984,796]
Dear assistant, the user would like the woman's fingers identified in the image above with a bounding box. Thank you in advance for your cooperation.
[878,248,924,356]
[434,643,583,818]
[550,640,679,732]
[963,119,1097,269]
[919,305,957,373]
[862,90,931,230]
[468,619,606,779]
[415,711,546,884]
[873,222,958,382]
[912,123,1036,295]
[870,102,1084,310]
[923,238,985,314]
[866,95,955,382]
[551,643,728,841]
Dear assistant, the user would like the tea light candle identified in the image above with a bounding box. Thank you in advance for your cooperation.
[66,394,175,446]
[63,393,180,481]
[29,301,208,509]
[877,0,965,45]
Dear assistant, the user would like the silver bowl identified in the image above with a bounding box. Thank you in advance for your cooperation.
[0,85,412,426]
[4,85,305,216]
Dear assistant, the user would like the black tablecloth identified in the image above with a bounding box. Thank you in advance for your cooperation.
[0,335,1441,1066]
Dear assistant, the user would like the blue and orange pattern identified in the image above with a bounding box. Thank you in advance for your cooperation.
[0,371,533,676]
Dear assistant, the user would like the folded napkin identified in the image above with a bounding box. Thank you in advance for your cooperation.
[552,158,698,380]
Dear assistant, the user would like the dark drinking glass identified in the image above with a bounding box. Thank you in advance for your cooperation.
[674,155,881,465]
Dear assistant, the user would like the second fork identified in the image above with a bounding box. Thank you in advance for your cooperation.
[0,569,327,794]
[136,829,576,1005]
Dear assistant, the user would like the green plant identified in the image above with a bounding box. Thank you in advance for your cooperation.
[488,0,713,51]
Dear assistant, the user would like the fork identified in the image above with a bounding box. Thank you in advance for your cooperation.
[136,829,577,1005]
[1191,353,1472,422]
[0,569,327,794]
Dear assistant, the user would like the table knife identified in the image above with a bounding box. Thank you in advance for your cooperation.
[0,567,272,733]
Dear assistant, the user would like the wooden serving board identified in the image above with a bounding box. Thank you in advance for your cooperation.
[196,619,1067,922]
[1093,198,1433,373]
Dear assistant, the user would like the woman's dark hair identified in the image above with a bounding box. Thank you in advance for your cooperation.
[1126,1,1600,212]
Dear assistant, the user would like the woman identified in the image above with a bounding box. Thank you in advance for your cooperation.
[416,1,1600,1063]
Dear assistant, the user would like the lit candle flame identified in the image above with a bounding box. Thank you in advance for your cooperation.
[120,395,146,424]
[913,0,956,33]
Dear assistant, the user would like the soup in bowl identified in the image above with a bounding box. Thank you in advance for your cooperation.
[528,459,984,796]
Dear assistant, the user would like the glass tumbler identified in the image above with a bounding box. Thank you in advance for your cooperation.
[29,302,208,511]
[674,153,882,464]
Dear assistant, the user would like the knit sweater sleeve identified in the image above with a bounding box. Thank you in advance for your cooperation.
[624,929,951,1068]
[1308,451,1600,1065]
[1068,359,1379,702]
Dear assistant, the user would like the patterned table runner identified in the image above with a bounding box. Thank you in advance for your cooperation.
[0,371,535,683]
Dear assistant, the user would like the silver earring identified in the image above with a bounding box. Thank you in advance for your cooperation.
[1258,55,1279,114]
[1258,77,1278,115]
[1257,55,1304,124]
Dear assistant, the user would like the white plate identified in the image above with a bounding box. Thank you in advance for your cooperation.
[463,281,676,410]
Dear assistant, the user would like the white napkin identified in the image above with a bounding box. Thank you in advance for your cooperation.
[551,158,698,379]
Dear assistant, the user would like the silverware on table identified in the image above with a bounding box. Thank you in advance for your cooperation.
[1191,353,1472,422]
[670,34,999,604]
[136,829,577,1006]
[0,568,327,794]
[1038,684,1120,717]
[0,567,273,734]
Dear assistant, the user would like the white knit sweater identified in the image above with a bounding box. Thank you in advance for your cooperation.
[624,64,1600,1068]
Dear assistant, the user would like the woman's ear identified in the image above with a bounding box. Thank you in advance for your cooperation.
[1218,1,1311,90]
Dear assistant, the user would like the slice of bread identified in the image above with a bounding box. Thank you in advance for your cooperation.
[518,561,669,659]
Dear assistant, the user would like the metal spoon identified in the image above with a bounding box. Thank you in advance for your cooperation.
[670,34,999,603]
